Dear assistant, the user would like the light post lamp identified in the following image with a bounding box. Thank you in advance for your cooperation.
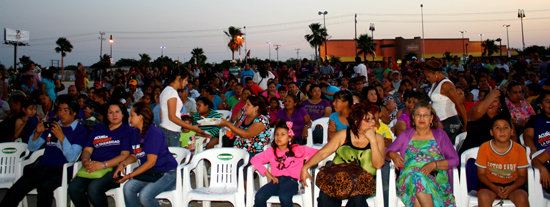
[503,24,511,57]
[369,23,375,61]
[465,43,469,59]
[109,35,113,58]
[160,46,165,57]
[459,31,466,63]
[421,4,425,60]
[479,33,484,56]
[518,9,526,50]
[319,11,328,60]
[266,42,271,60]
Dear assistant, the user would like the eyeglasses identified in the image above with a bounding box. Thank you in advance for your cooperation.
[414,114,432,119]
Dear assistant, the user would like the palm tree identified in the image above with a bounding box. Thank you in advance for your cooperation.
[304,23,327,66]
[139,53,151,67]
[355,33,376,62]
[55,37,73,79]
[191,47,207,66]
[224,26,244,60]
[482,39,500,57]
[443,51,452,60]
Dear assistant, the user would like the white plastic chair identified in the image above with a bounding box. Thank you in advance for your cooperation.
[313,153,385,207]
[530,149,549,207]
[454,132,467,151]
[459,147,535,207]
[519,133,525,146]
[216,110,232,120]
[306,117,329,149]
[246,165,313,207]
[155,147,192,206]
[20,149,80,207]
[0,142,28,190]
[182,148,249,207]
[388,119,397,128]
[388,158,461,207]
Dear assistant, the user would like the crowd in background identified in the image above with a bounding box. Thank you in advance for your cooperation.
[0,52,549,207]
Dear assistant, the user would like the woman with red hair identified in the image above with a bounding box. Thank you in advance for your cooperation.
[301,101,386,207]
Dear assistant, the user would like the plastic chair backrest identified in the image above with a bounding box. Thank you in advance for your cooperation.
[216,110,232,120]
[168,147,191,165]
[519,133,525,146]
[459,147,479,205]
[0,143,28,179]
[194,148,249,189]
[455,132,467,151]
[388,119,397,128]
[318,152,336,167]
[533,149,546,160]
[307,118,329,148]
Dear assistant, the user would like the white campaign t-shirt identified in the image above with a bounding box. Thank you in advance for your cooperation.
[354,63,368,82]
[159,86,183,132]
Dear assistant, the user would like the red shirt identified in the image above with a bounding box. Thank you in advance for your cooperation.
[245,84,263,96]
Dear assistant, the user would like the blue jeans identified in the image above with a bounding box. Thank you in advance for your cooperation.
[318,190,370,207]
[68,170,119,207]
[160,127,180,147]
[254,176,299,207]
[123,170,177,207]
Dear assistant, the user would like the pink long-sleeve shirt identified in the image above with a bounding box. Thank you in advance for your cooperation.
[250,145,318,180]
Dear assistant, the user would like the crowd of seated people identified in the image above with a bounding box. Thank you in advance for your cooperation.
[0,53,548,207]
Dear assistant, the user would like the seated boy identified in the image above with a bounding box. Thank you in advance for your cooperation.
[179,115,197,154]
[475,115,530,207]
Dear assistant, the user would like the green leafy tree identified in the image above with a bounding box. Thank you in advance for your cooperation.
[191,47,207,66]
[19,55,33,66]
[90,54,112,69]
[305,23,327,66]
[115,58,139,67]
[329,56,341,65]
[152,56,176,69]
[224,26,244,60]
[524,45,547,57]
[481,39,500,57]
[139,53,151,67]
[356,33,376,62]
[443,51,452,60]
[55,37,73,79]
[405,52,418,61]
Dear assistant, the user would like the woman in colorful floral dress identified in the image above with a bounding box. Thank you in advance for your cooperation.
[386,101,459,207]
[505,81,535,136]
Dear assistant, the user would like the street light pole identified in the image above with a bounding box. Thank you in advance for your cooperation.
[244,26,247,63]
[319,11,328,61]
[459,31,466,63]
[109,35,113,58]
[369,23,375,61]
[355,13,357,57]
[503,24,511,57]
[266,42,271,60]
[518,9,526,50]
[99,31,105,59]
[295,48,300,59]
[160,46,165,57]
[479,33,484,55]
[421,4,425,60]
[274,44,281,67]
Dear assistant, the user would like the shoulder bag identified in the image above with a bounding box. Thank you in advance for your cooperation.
[315,162,375,200]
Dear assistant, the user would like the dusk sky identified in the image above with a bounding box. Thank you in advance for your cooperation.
[1,0,548,68]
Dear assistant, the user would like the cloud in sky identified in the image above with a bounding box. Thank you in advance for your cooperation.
[1,0,548,68]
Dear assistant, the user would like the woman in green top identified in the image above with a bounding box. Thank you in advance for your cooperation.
[301,102,386,207]
[192,97,221,149]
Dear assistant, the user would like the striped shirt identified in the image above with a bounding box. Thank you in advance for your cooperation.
[192,109,221,137]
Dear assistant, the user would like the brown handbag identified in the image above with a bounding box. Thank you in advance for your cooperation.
[315,162,375,200]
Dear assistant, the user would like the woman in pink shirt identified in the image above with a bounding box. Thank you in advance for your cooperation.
[250,121,318,207]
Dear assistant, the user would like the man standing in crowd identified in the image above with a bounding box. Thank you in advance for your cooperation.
[75,62,86,93]
[229,60,240,78]
[67,85,79,98]
[240,63,255,83]
[354,56,368,83]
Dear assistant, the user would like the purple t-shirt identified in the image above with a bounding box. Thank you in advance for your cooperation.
[276,107,308,137]
[40,123,88,168]
[131,125,177,172]
[86,123,134,162]
[301,99,331,121]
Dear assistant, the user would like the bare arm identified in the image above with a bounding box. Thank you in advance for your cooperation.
[469,86,500,122]
[41,83,46,93]
[442,82,467,130]
[167,98,203,133]
[534,152,550,188]
[523,128,536,157]
[323,106,332,118]
[221,120,266,140]
[328,120,337,140]
[395,120,407,136]
[380,107,391,124]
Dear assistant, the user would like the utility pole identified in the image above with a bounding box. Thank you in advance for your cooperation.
[319,11,328,61]
[99,31,105,60]
[503,24,511,57]
[369,23,375,61]
[421,4,425,60]
[295,48,300,60]
[274,44,281,67]
[518,9,526,50]
[355,13,357,57]
[459,31,467,64]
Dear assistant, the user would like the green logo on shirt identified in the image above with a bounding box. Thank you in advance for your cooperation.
[2,148,17,154]
[217,153,233,161]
